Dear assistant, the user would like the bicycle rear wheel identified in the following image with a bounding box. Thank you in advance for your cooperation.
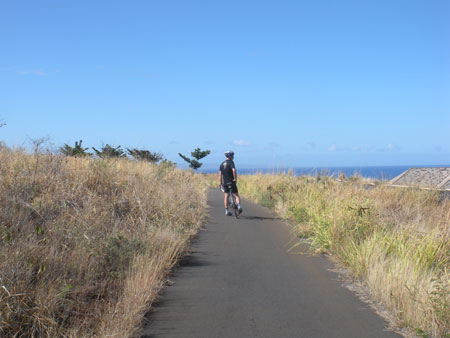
[231,194,239,218]
[234,204,239,218]
[228,194,233,209]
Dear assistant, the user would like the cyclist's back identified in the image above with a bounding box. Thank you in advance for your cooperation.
[220,159,235,184]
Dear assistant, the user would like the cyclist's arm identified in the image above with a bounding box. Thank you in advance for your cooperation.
[219,171,223,186]
[232,168,237,182]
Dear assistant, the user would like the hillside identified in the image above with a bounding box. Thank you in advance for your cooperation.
[0,146,207,337]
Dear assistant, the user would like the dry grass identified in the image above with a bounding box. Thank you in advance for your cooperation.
[0,146,207,337]
[238,173,450,338]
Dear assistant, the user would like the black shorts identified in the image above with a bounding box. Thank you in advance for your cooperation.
[223,181,238,194]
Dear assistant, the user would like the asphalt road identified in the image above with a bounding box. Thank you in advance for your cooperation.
[142,188,402,338]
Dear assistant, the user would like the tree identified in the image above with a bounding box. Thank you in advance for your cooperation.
[60,140,91,157]
[178,147,211,170]
[92,144,126,159]
[126,148,163,163]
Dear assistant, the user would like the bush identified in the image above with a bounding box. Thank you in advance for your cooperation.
[104,234,146,278]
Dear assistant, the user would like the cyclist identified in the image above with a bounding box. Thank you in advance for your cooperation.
[219,150,242,216]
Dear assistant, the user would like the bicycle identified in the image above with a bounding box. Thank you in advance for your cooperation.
[225,182,240,218]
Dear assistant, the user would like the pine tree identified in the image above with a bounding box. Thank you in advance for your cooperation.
[178,148,211,170]
[60,140,91,157]
[126,148,164,163]
[92,144,126,159]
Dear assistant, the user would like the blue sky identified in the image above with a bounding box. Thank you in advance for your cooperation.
[1,0,449,169]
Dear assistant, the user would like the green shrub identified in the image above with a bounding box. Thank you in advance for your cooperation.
[288,206,309,223]
[103,234,147,279]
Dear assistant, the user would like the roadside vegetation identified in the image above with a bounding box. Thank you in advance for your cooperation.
[238,173,449,338]
[0,144,208,337]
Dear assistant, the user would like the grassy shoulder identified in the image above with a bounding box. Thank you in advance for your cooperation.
[238,173,449,338]
[0,147,208,337]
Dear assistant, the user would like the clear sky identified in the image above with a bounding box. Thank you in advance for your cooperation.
[1,0,449,169]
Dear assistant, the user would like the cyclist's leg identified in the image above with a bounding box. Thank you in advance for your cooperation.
[225,193,233,215]
[234,193,240,205]
[232,182,242,212]
[231,182,240,204]
[224,192,229,209]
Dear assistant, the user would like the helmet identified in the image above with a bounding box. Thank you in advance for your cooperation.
[225,150,234,158]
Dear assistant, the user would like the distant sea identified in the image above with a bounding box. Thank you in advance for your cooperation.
[202,165,449,181]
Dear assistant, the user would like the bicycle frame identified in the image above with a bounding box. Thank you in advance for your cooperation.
[226,183,239,218]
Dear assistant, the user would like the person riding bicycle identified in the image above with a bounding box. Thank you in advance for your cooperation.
[219,150,242,216]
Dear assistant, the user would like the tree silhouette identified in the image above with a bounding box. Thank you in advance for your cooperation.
[178,148,211,170]
[92,144,126,159]
[127,148,164,163]
[60,140,91,157]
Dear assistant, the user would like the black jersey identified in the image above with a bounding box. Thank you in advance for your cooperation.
[220,159,235,184]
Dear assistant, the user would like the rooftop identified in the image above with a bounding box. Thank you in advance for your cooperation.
[390,167,450,190]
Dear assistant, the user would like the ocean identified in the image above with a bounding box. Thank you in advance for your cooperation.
[202,165,449,181]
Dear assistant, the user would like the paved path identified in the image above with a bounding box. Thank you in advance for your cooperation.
[142,189,401,338]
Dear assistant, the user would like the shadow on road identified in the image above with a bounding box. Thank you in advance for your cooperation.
[239,215,282,221]
[177,253,214,268]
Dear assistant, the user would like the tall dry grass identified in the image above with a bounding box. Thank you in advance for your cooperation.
[238,173,449,338]
[0,145,207,337]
